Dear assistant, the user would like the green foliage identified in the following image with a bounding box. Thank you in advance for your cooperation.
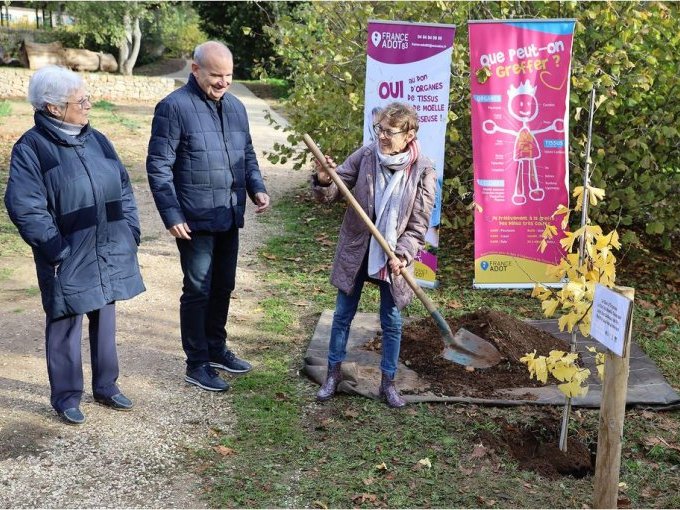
[0,101,11,117]
[141,3,206,59]
[247,77,291,99]
[63,1,154,74]
[93,99,115,112]
[193,1,295,79]
[265,1,680,242]
[64,1,150,47]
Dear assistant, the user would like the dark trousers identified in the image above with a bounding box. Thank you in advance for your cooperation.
[45,302,119,412]
[176,229,239,369]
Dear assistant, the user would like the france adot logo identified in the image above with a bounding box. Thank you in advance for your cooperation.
[371,31,382,47]
[480,261,490,271]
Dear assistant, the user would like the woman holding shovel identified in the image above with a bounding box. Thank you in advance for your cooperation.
[311,102,436,408]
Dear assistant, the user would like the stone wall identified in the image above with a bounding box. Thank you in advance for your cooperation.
[0,67,176,102]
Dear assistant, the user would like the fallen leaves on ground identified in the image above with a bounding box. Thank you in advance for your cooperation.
[470,443,489,459]
[352,493,378,505]
[644,436,680,452]
[213,445,235,456]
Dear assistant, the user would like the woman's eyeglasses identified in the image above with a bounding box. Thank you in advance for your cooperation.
[67,95,92,108]
[373,124,407,139]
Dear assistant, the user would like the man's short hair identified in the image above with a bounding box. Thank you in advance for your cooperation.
[193,41,232,66]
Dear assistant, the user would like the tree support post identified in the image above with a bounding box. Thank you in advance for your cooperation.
[593,285,635,509]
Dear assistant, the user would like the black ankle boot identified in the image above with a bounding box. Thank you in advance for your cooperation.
[317,362,342,401]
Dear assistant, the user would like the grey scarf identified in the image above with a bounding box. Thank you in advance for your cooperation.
[368,144,415,280]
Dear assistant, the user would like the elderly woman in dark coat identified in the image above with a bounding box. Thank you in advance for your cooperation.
[4,65,145,424]
[312,102,436,408]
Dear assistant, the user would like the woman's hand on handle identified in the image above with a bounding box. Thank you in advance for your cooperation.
[389,256,407,276]
[314,155,336,185]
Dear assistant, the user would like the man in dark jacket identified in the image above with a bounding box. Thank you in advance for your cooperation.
[146,41,269,392]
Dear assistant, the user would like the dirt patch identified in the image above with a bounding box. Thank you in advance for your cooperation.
[475,415,594,479]
[367,308,569,398]
[0,422,56,460]
[368,309,596,479]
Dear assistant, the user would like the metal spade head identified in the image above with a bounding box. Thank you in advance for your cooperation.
[442,328,502,369]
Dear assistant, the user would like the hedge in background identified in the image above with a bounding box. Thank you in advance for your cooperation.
[265,1,679,247]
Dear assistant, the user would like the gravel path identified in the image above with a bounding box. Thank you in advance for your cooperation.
[0,79,306,508]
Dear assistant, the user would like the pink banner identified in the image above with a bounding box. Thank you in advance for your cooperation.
[469,20,575,287]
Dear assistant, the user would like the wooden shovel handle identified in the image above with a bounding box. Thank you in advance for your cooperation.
[302,133,440,317]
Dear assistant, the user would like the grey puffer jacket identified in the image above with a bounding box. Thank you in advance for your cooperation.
[312,142,436,310]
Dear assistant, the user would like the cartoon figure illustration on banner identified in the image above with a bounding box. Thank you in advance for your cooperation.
[482,80,564,206]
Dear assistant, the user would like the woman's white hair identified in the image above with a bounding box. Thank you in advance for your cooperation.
[28,65,84,111]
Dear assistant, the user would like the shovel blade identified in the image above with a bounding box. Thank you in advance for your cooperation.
[441,328,502,369]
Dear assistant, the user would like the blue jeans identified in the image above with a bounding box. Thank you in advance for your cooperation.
[328,267,403,379]
[176,229,238,369]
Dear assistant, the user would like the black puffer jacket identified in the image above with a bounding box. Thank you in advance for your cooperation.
[146,74,267,232]
[4,112,145,319]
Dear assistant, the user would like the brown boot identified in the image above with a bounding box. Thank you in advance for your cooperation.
[316,362,342,401]
[379,372,406,408]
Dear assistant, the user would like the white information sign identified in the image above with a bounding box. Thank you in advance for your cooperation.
[590,284,633,357]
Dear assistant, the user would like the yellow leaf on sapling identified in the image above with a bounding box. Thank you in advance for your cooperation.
[542,299,559,317]
[558,379,589,398]
[553,204,570,218]
[551,361,578,382]
[571,368,591,384]
[532,357,549,383]
[542,224,558,239]
[587,186,605,206]
[519,350,536,364]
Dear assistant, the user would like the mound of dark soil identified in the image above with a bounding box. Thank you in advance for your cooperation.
[368,308,569,398]
[370,308,594,479]
[475,415,594,479]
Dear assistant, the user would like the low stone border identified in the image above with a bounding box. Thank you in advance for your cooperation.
[0,67,175,102]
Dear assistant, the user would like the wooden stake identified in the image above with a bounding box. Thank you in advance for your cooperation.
[593,286,635,509]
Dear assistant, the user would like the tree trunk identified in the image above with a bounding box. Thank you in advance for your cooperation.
[118,14,142,76]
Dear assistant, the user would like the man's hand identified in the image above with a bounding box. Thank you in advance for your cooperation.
[255,192,270,213]
[389,256,407,276]
[168,222,192,240]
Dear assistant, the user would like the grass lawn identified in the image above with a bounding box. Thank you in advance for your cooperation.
[0,93,676,508]
[205,189,679,508]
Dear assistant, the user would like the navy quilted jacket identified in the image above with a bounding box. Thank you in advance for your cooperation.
[4,112,145,319]
[146,75,267,232]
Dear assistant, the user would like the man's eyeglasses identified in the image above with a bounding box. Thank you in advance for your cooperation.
[66,95,92,108]
[373,124,407,139]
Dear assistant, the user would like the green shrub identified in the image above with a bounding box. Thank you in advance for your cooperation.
[0,101,11,117]
[265,1,680,245]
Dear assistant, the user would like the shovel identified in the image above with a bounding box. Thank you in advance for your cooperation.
[303,134,501,369]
